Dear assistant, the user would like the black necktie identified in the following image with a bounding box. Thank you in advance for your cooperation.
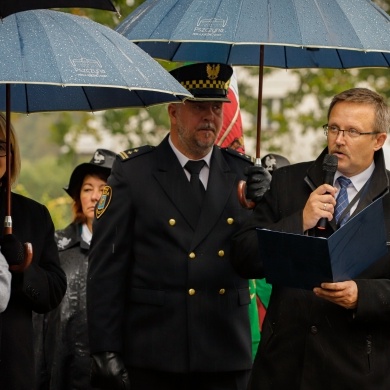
[185,160,206,205]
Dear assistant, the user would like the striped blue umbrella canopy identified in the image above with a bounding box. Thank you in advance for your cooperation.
[116,0,390,69]
[0,10,192,112]
[0,9,192,262]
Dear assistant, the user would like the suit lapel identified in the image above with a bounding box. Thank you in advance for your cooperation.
[334,149,389,227]
[152,140,237,245]
[152,137,200,230]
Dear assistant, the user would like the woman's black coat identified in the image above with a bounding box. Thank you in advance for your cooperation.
[35,222,94,390]
[0,190,66,390]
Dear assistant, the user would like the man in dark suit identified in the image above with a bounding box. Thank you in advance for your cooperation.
[231,87,390,390]
[87,62,271,390]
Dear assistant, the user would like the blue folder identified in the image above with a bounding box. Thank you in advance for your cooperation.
[256,198,388,290]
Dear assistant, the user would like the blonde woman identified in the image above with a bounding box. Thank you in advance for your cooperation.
[0,113,66,389]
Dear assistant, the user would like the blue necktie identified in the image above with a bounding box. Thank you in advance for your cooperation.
[335,176,352,226]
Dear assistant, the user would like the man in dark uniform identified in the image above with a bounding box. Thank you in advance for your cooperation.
[87,62,271,390]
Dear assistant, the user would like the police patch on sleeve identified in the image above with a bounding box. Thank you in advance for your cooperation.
[96,185,112,219]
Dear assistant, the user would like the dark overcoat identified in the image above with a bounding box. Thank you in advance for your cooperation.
[87,136,253,373]
[0,190,67,390]
[35,222,94,390]
[231,148,390,390]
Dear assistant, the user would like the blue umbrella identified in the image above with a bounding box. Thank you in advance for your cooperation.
[116,0,390,207]
[116,0,390,68]
[0,10,192,112]
[0,9,192,270]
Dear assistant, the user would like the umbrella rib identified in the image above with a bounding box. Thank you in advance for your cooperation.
[36,11,70,86]
[9,14,32,113]
[23,83,30,114]
[282,46,288,69]
[81,86,94,112]
[312,0,361,51]
[267,0,271,43]
[313,0,337,46]
[384,54,390,67]
[135,91,147,108]
[227,0,244,64]
[139,1,180,41]
[289,0,303,46]
[168,42,183,64]
[98,32,139,89]
[335,49,345,69]
[226,43,233,65]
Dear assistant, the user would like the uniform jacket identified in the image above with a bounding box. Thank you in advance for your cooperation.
[0,190,67,390]
[35,222,94,390]
[87,136,253,373]
[231,148,390,390]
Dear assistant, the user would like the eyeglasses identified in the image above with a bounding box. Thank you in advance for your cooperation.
[323,124,380,138]
[0,141,6,157]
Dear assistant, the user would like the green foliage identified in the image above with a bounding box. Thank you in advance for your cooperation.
[45,195,73,230]
[14,183,72,231]
[15,156,74,229]
[18,156,73,199]
[264,65,390,157]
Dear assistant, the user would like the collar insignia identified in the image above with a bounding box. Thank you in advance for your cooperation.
[57,237,71,250]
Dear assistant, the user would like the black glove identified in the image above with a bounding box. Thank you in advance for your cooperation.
[90,352,130,390]
[244,165,272,203]
[0,234,24,266]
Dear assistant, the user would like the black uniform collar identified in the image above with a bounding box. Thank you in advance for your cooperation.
[56,222,89,251]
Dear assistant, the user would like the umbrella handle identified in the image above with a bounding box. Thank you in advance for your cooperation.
[4,219,33,272]
[4,84,32,273]
[237,180,256,209]
[9,243,33,273]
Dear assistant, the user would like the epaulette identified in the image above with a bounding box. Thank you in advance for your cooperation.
[220,147,254,163]
[118,145,155,161]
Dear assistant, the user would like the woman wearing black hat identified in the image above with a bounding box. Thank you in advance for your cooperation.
[35,149,115,390]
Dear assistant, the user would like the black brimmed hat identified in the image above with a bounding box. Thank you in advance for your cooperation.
[64,149,116,199]
[170,63,233,102]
